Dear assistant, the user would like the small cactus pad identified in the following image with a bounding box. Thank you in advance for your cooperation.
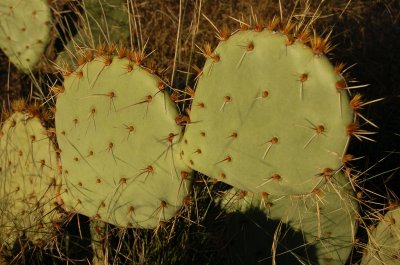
[361,207,400,265]
[0,0,52,73]
[0,112,60,249]
[217,172,358,265]
[57,0,130,67]
[181,29,354,195]
[55,55,191,228]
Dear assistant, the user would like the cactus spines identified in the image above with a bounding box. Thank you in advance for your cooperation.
[0,0,52,73]
[181,28,355,196]
[217,172,358,265]
[55,51,191,229]
[361,207,400,265]
[0,111,60,250]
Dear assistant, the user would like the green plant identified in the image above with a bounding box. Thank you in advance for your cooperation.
[0,0,52,73]
[55,52,192,229]
[0,106,61,254]
[175,15,379,265]
[180,26,359,197]
[361,206,400,265]
[216,172,358,265]
[0,1,395,264]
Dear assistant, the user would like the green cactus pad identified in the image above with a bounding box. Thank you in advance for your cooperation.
[0,112,60,249]
[361,207,400,265]
[0,0,52,73]
[181,29,354,196]
[56,55,191,229]
[217,172,358,265]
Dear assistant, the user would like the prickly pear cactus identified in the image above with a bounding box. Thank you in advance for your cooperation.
[361,207,400,265]
[217,172,358,265]
[181,29,354,196]
[0,111,60,250]
[0,0,52,73]
[55,52,192,229]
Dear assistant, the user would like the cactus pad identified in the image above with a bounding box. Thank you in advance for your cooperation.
[0,112,59,249]
[0,0,52,73]
[181,29,354,195]
[55,55,191,229]
[217,172,358,265]
[361,207,400,265]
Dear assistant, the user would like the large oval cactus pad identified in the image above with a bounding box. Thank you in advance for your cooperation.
[181,30,354,196]
[56,56,191,228]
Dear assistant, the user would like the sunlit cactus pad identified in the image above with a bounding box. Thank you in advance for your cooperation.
[55,55,191,228]
[217,172,358,265]
[181,29,354,196]
[0,0,52,73]
[361,207,400,265]
[0,112,59,249]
